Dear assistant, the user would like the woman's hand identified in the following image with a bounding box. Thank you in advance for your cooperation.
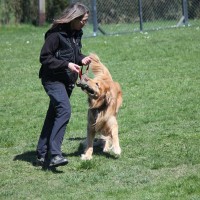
[81,56,91,65]
[68,62,80,73]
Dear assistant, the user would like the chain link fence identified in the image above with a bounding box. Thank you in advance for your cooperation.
[0,0,199,36]
[71,0,200,37]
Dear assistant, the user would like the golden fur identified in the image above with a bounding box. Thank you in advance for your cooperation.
[78,54,122,160]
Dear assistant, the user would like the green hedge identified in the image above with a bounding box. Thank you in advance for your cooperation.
[0,0,69,25]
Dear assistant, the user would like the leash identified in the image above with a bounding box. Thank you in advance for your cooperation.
[79,64,90,79]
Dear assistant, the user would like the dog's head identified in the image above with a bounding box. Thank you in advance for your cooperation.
[77,74,111,108]
[77,73,109,97]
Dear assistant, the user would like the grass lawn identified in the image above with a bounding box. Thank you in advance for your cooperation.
[0,24,200,200]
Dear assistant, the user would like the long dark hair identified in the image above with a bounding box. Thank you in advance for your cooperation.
[51,3,89,29]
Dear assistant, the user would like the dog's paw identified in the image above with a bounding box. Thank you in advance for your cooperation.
[112,146,121,156]
[103,146,110,153]
[81,154,93,160]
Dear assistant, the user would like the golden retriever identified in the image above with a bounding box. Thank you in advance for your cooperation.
[77,53,122,160]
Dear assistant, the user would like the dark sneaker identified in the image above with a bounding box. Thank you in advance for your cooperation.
[36,157,45,166]
[49,155,68,167]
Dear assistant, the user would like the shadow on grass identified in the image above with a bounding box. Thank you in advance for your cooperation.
[13,150,36,164]
[68,137,86,141]
[13,151,65,173]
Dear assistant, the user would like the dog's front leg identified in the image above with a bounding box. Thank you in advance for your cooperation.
[108,117,121,156]
[81,125,95,160]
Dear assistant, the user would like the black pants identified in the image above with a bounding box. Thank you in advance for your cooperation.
[36,81,73,158]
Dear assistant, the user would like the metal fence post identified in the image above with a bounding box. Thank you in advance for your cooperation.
[138,0,143,32]
[38,0,46,26]
[91,0,98,36]
[182,0,188,26]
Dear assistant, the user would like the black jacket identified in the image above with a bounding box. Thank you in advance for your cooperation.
[39,24,85,84]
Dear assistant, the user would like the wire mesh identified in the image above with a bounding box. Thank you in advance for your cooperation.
[71,0,200,37]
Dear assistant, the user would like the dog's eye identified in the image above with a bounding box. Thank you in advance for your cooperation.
[96,83,99,87]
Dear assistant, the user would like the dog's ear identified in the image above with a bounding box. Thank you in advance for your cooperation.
[105,91,112,105]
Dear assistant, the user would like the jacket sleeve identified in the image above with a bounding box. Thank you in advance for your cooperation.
[40,32,69,70]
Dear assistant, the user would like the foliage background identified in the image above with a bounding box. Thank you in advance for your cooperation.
[0,0,69,25]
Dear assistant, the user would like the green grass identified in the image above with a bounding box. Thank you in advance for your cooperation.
[0,24,200,200]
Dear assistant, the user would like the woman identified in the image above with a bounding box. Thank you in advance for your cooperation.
[36,3,91,167]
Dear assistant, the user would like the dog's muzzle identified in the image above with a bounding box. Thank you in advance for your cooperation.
[76,74,89,87]
[76,74,94,94]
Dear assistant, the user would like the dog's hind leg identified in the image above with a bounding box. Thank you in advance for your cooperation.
[102,136,111,153]
[81,125,95,160]
[107,117,121,156]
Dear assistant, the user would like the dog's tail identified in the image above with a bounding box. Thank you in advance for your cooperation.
[89,53,113,81]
